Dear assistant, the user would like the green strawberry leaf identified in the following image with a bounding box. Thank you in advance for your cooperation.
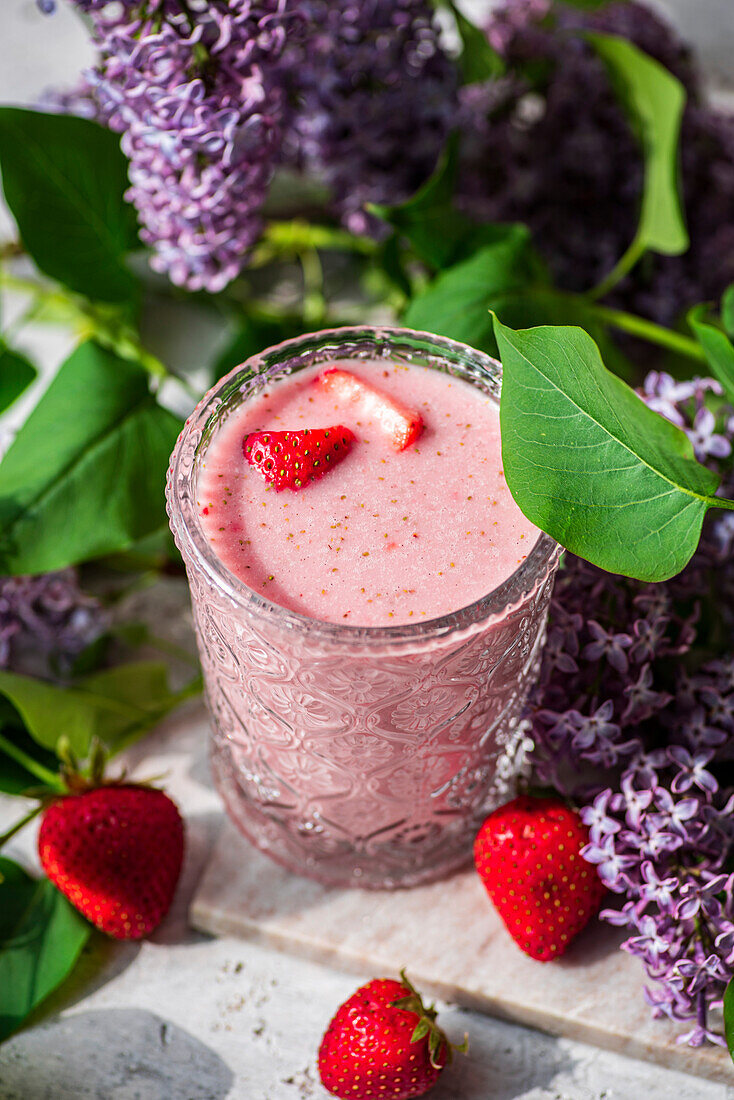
[0,341,182,575]
[0,661,200,761]
[0,344,36,416]
[0,857,91,1043]
[411,1019,431,1042]
[493,314,731,581]
[688,305,734,404]
[587,33,688,296]
[0,108,139,303]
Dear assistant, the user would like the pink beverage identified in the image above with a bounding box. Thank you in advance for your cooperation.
[167,328,559,888]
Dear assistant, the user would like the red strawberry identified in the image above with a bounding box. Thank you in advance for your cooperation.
[473,795,605,962]
[317,368,423,451]
[243,425,355,491]
[38,785,184,940]
[318,970,463,1100]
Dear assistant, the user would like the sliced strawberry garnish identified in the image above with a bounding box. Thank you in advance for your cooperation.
[243,426,355,491]
[317,369,423,451]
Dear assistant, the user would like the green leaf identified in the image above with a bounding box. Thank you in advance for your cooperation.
[0,661,191,760]
[0,344,36,415]
[721,284,734,339]
[587,33,688,293]
[688,305,734,404]
[0,718,59,796]
[0,857,90,1042]
[370,134,470,269]
[724,974,734,1065]
[491,288,637,382]
[0,108,139,303]
[403,229,545,349]
[442,1,504,82]
[0,341,182,574]
[371,135,518,271]
[493,315,726,582]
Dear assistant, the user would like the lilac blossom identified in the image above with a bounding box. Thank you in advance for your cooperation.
[0,571,106,679]
[52,0,294,292]
[530,371,734,1045]
[281,0,457,236]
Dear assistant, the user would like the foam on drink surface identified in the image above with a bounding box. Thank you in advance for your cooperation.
[198,360,539,627]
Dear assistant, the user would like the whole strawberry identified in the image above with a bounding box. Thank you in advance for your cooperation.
[474,795,605,962]
[38,785,184,939]
[318,970,462,1100]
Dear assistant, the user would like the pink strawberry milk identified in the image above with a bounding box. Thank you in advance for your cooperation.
[167,327,560,888]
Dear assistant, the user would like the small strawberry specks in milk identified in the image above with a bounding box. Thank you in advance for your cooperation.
[199,360,538,626]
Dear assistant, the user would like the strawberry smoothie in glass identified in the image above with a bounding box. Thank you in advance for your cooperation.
[167,327,559,888]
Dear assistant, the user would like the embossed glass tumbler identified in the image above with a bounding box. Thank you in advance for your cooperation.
[167,327,560,889]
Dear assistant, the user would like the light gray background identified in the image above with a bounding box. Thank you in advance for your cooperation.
[1,2,733,1097]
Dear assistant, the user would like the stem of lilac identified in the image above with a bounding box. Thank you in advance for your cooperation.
[299,247,327,325]
[263,221,378,256]
[0,734,64,791]
[592,304,707,364]
[0,268,202,400]
[587,235,646,302]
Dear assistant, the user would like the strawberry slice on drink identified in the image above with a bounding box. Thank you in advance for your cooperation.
[317,368,423,451]
[243,425,356,491]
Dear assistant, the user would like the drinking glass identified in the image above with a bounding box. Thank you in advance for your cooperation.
[167,327,560,888]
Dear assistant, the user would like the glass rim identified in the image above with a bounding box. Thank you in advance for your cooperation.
[166,324,560,647]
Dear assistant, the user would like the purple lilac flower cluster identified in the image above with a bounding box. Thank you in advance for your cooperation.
[49,0,455,277]
[530,372,734,1045]
[68,0,294,292]
[459,0,734,326]
[0,571,106,678]
[280,0,457,236]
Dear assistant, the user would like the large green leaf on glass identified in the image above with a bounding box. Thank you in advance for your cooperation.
[688,305,734,404]
[0,341,182,574]
[0,344,36,415]
[587,34,688,270]
[0,108,139,303]
[0,661,192,760]
[493,315,727,581]
[0,857,90,1043]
